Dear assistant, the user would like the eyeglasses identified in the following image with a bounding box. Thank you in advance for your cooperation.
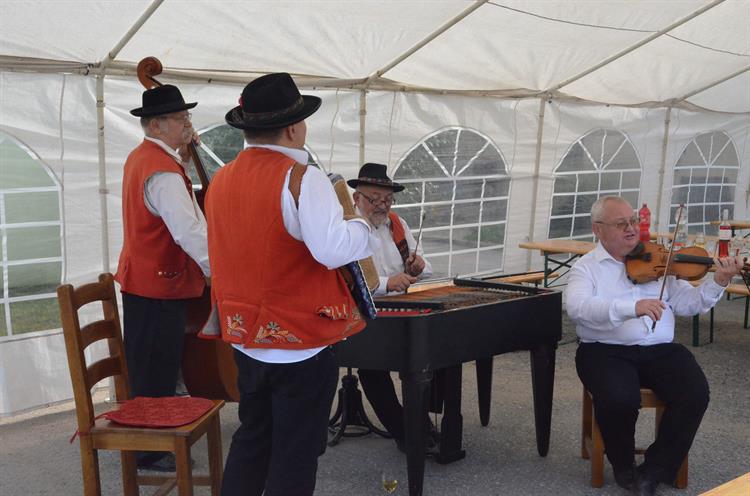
[358,191,394,207]
[158,112,192,123]
[594,216,639,231]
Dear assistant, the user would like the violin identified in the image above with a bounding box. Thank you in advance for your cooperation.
[625,241,750,285]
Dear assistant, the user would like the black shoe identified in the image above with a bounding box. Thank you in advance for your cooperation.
[613,465,638,492]
[137,453,195,473]
[138,453,177,472]
[636,475,659,496]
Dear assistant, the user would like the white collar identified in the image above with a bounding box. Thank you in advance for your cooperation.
[144,136,182,164]
[244,143,309,165]
[593,241,627,265]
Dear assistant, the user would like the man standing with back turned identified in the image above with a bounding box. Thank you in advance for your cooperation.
[566,195,743,496]
[204,73,372,496]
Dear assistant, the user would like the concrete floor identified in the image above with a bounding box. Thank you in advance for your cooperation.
[1,300,749,496]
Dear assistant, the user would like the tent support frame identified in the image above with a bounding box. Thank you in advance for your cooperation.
[655,107,673,234]
[526,97,547,270]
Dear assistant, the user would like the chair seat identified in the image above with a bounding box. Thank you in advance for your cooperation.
[581,386,688,489]
[91,400,224,449]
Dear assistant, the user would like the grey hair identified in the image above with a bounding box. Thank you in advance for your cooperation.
[590,195,629,222]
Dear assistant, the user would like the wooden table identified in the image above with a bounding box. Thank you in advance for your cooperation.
[709,220,750,238]
[700,471,750,495]
[518,239,595,287]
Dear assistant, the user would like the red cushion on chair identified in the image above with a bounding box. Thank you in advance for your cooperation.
[103,396,214,428]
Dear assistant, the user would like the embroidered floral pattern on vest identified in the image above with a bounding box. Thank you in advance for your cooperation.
[317,304,358,321]
[225,314,248,341]
[254,321,303,344]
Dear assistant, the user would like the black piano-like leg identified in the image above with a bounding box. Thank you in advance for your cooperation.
[400,369,432,496]
[529,343,557,457]
[436,364,466,464]
[475,357,493,427]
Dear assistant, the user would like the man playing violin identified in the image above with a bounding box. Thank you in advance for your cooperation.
[349,163,435,452]
[567,195,744,496]
[205,73,372,496]
[114,85,209,472]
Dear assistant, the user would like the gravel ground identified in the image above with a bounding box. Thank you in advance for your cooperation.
[1,298,748,496]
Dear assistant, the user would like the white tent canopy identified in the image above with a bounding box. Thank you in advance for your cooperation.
[0,0,748,415]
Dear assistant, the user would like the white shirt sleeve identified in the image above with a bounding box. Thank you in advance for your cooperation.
[666,276,725,316]
[565,261,637,332]
[294,166,372,268]
[144,172,211,276]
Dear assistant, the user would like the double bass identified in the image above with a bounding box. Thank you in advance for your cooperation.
[136,56,239,401]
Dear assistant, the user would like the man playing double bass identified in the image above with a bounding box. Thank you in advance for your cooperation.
[114,85,210,472]
[567,195,744,496]
[204,73,372,496]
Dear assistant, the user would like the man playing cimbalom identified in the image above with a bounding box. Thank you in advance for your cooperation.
[349,163,435,451]
[566,196,744,496]
[205,73,372,496]
[115,85,209,472]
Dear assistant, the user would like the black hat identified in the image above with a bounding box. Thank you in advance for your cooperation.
[225,73,321,129]
[130,85,197,117]
[347,163,404,192]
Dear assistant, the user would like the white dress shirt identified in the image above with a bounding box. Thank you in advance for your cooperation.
[233,144,373,364]
[143,137,210,276]
[363,211,433,295]
[566,242,726,346]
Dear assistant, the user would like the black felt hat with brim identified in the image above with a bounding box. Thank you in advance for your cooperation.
[130,85,197,117]
[347,163,404,192]
[225,72,321,130]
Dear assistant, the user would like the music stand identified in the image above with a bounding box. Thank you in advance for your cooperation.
[328,367,391,446]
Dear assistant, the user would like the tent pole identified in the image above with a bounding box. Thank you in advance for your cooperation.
[677,65,750,102]
[526,97,547,270]
[100,0,165,71]
[359,90,367,165]
[546,0,726,94]
[365,0,488,83]
[96,75,110,273]
[654,107,673,234]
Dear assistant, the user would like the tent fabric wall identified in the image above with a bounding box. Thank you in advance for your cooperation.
[1,0,749,415]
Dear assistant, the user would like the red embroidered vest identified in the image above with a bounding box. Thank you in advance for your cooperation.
[205,148,364,349]
[115,140,205,299]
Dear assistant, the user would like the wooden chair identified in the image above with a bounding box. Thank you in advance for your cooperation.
[581,387,688,489]
[57,273,225,496]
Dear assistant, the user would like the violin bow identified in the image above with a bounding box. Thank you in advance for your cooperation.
[651,203,685,332]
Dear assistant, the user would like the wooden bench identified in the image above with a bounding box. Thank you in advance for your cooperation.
[690,280,749,346]
[486,271,559,287]
[699,471,750,495]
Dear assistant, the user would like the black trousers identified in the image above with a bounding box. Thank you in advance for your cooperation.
[576,342,710,484]
[122,293,187,465]
[122,293,187,397]
[222,347,338,496]
[358,369,435,444]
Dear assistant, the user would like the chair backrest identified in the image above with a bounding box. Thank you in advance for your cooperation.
[57,273,131,432]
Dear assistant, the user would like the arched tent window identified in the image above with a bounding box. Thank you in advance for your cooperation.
[0,132,63,339]
[193,123,321,185]
[669,131,739,235]
[393,127,510,278]
[549,129,641,241]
